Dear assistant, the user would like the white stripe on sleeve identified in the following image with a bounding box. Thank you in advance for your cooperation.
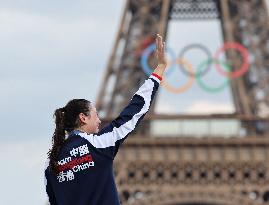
[80,78,156,148]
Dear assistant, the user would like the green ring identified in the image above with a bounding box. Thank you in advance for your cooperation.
[196,59,231,93]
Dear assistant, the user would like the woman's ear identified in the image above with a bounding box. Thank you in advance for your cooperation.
[78,113,87,123]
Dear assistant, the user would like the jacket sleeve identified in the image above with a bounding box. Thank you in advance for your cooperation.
[44,161,58,205]
[80,74,161,159]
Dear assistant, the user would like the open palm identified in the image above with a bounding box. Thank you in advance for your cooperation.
[155,34,167,67]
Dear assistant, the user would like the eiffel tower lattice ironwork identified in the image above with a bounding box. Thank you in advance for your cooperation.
[95,0,269,204]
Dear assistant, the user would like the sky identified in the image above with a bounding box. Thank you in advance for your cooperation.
[0,1,124,204]
[0,0,269,204]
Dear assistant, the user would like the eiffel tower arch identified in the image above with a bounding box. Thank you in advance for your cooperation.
[96,0,269,204]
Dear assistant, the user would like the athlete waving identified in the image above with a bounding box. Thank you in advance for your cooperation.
[45,34,167,205]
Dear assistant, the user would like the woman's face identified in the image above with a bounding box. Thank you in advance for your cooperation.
[79,105,101,134]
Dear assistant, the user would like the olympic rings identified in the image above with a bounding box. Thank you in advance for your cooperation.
[161,59,195,93]
[139,42,250,94]
[214,42,249,78]
[196,59,231,93]
[141,43,176,77]
[178,44,212,77]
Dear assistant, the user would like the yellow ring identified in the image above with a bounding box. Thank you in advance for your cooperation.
[161,58,195,93]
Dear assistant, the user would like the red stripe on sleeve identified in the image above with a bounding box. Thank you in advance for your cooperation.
[151,73,163,81]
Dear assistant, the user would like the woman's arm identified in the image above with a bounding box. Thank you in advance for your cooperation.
[80,34,167,158]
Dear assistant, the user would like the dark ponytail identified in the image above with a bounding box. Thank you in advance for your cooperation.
[48,99,91,174]
[48,107,66,174]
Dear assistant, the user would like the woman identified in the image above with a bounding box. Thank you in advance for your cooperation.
[44,34,167,205]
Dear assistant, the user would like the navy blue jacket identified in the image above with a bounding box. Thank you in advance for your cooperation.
[44,74,160,205]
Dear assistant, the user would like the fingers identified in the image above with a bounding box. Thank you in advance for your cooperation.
[156,34,162,51]
[156,34,166,56]
[161,41,165,55]
[155,34,167,66]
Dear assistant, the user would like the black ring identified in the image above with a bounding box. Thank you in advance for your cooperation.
[178,44,212,77]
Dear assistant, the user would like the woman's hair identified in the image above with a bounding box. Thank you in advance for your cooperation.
[48,99,91,174]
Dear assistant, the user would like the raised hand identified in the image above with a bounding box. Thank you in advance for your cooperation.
[155,34,167,68]
[153,34,167,78]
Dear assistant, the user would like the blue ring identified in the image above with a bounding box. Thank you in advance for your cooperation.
[140,43,176,77]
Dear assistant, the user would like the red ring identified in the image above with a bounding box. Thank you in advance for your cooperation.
[214,42,249,78]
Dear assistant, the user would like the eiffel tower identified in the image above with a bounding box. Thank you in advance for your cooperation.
[96,0,269,204]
